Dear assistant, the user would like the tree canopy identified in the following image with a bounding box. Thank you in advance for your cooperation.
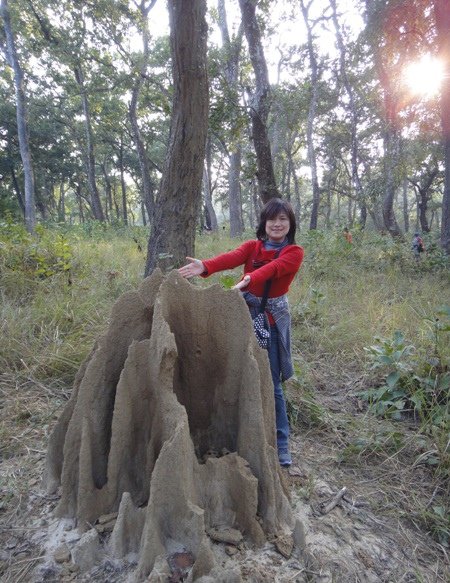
[0,0,448,251]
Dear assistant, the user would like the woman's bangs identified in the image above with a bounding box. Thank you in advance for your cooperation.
[265,200,286,220]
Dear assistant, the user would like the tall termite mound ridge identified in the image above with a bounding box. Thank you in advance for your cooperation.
[44,270,297,581]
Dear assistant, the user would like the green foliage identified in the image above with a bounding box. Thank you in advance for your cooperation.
[0,221,73,280]
[365,330,415,372]
[359,320,449,427]
[219,273,237,289]
[340,428,405,462]
[285,366,332,429]
[420,505,450,548]
[298,230,449,282]
[0,222,144,380]
[286,386,330,430]
[293,286,326,323]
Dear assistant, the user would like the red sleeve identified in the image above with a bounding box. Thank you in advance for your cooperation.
[248,245,304,286]
[201,240,257,276]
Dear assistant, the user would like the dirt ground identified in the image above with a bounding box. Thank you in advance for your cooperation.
[0,372,448,583]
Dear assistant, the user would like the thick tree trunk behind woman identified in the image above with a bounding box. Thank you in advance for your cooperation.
[145,0,208,275]
[238,0,279,203]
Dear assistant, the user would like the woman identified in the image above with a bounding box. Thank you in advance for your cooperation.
[179,198,304,467]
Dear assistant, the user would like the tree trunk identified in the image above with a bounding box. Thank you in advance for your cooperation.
[325,186,332,229]
[419,198,429,233]
[359,202,367,229]
[300,0,321,230]
[203,139,218,231]
[102,162,113,222]
[252,181,260,227]
[218,0,244,235]
[129,93,155,223]
[74,65,105,221]
[291,156,301,230]
[58,181,66,223]
[402,177,409,233]
[408,165,438,234]
[75,183,84,223]
[229,150,243,236]
[203,171,218,233]
[1,0,36,233]
[113,182,120,221]
[119,140,128,225]
[382,121,402,237]
[434,0,450,253]
[238,0,279,203]
[10,166,25,215]
[129,2,157,224]
[330,0,365,231]
[414,188,420,232]
[141,199,147,226]
[145,0,209,275]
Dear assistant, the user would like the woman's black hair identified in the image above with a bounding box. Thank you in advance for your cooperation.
[256,198,297,244]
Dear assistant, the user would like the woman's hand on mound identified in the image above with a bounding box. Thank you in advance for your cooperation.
[178,257,205,278]
[232,275,251,290]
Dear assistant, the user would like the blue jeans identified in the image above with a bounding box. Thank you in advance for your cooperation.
[268,325,290,452]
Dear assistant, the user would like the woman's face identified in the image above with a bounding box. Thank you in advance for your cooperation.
[265,212,290,243]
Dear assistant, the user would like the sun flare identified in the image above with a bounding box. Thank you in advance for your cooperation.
[404,55,444,98]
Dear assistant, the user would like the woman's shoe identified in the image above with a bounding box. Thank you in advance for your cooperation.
[278,450,292,467]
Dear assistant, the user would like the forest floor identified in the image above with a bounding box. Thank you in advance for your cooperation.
[0,362,447,582]
[1,229,449,582]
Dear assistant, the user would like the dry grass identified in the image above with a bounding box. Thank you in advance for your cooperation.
[0,227,449,581]
[0,373,66,582]
[286,371,449,578]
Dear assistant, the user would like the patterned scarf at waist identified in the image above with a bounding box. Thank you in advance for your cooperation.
[242,291,294,381]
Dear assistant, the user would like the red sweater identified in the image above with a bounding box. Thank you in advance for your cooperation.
[202,240,304,298]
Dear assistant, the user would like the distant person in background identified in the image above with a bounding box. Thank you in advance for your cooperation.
[179,198,304,468]
[343,227,353,244]
[412,232,425,261]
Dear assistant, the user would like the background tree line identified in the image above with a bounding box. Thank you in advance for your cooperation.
[1,0,449,268]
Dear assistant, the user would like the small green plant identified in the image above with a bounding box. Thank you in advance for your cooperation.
[339,429,405,462]
[360,318,449,427]
[29,233,73,277]
[420,504,450,548]
[424,305,450,361]
[0,223,74,280]
[295,474,316,502]
[0,212,30,244]
[286,375,330,429]
[219,273,237,289]
[359,330,417,419]
[294,287,326,323]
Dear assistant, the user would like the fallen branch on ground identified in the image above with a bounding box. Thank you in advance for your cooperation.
[320,486,347,515]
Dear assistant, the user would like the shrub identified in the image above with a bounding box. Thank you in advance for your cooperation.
[359,318,449,427]
[0,222,73,280]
